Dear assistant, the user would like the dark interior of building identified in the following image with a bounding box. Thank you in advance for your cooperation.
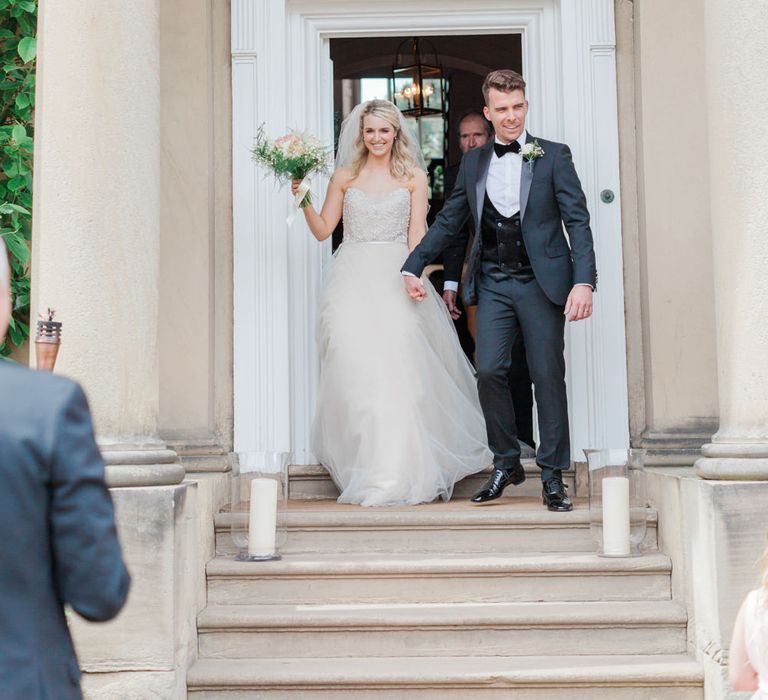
[328,34,522,246]
[330,35,522,170]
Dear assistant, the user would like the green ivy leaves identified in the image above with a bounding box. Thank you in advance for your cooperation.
[1,0,36,356]
[17,36,35,63]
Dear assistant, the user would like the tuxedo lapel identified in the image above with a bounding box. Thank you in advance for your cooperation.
[520,132,534,222]
[474,143,493,225]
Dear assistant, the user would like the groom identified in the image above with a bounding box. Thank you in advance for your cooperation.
[402,69,596,512]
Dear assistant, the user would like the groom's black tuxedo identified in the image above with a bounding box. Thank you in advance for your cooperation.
[403,133,596,480]
[404,135,596,305]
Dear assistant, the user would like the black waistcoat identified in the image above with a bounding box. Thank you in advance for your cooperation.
[480,193,534,281]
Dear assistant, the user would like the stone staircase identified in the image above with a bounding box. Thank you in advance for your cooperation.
[286,462,580,501]
[187,464,703,698]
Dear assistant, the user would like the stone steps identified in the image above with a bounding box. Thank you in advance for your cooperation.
[187,655,703,698]
[288,462,582,500]
[205,550,673,606]
[197,599,687,659]
[215,498,658,555]
[193,469,701,699]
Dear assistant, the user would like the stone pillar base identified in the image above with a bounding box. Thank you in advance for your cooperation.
[695,443,768,480]
[100,441,184,487]
[644,468,768,699]
[72,484,198,700]
[638,429,715,466]
[166,439,232,474]
[81,671,179,699]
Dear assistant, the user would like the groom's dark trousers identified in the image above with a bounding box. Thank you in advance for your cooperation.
[402,136,596,482]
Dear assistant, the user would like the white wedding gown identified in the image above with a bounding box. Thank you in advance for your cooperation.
[311,186,493,506]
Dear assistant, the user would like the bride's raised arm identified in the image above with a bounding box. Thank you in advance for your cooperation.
[292,169,350,242]
[407,169,429,251]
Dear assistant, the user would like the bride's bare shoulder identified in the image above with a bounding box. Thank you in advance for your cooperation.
[406,168,428,192]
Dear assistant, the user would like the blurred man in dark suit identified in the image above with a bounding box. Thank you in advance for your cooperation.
[441,110,536,454]
[0,241,131,700]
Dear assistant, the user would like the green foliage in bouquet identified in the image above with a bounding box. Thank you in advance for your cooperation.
[1,0,36,356]
[251,126,331,208]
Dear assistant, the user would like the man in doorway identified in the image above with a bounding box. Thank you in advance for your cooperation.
[441,109,536,457]
[0,240,131,698]
[402,69,596,512]
[441,110,495,306]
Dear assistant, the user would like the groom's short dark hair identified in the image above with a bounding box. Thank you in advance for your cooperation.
[482,70,526,103]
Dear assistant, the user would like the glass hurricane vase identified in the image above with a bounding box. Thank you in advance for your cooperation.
[585,448,647,557]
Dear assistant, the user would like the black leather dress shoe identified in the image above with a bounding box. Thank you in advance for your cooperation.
[470,464,526,503]
[542,477,573,512]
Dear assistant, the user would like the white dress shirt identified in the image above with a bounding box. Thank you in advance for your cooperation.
[485,134,525,217]
[411,132,592,294]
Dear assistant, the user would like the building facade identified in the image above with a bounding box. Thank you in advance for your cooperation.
[29,0,768,697]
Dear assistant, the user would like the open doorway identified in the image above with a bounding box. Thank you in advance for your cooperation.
[330,35,523,245]
[329,34,524,362]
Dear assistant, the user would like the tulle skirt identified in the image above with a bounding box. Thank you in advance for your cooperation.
[311,241,493,506]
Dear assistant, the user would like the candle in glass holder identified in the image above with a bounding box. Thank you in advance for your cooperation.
[248,478,278,557]
[602,476,630,556]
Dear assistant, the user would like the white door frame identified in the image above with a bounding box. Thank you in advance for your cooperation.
[231,0,629,469]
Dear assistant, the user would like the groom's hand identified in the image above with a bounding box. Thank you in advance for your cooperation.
[404,275,427,302]
[564,285,593,321]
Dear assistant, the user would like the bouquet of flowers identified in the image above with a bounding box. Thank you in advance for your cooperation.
[251,126,331,223]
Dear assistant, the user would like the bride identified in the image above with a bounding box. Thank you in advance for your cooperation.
[293,99,492,506]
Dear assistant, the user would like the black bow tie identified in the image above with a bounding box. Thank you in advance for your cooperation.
[494,141,521,158]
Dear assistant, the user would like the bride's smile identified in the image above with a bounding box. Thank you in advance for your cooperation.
[362,115,396,156]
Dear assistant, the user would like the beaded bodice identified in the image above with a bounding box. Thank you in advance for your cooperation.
[342,187,411,244]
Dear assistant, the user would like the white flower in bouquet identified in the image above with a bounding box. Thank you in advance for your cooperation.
[251,126,331,221]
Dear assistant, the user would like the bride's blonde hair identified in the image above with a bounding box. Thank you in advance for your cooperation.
[348,100,420,181]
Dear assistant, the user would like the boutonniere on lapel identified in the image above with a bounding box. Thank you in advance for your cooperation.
[520,140,545,171]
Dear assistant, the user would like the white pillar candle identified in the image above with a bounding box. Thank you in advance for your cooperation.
[248,478,278,557]
[602,476,630,556]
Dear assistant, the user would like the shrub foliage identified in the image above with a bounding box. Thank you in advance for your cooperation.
[0,0,36,355]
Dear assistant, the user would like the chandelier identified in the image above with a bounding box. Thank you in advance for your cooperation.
[391,38,446,118]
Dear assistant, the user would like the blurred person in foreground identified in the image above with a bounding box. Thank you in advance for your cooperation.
[0,240,130,700]
[729,538,768,697]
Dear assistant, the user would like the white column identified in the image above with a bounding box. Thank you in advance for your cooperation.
[32,0,181,486]
[695,0,768,479]
[231,0,292,471]
[560,0,630,454]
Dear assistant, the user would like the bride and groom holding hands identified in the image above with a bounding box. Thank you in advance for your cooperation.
[293,69,597,510]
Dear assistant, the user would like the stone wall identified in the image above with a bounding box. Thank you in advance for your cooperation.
[158,0,233,448]
[617,0,719,452]
[645,468,768,699]
[72,473,229,698]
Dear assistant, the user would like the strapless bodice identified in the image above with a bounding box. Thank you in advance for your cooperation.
[342,187,411,244]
